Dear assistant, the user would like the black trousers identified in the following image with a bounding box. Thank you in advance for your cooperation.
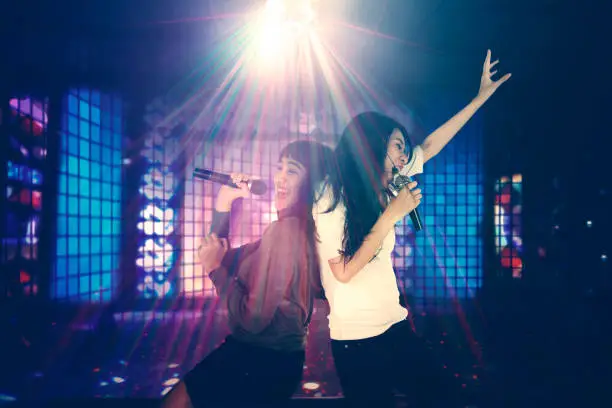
[331,320,464,407]
[184,336,305,407]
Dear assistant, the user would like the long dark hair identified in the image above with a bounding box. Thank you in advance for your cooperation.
[326,112,410,261]
[279,140,332,298]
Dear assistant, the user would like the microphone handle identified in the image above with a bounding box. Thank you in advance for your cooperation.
[193,169,238,187]
[409,209,423,231]
[207,174,253,190]
[388,173,423,232]
[193,168,267,195]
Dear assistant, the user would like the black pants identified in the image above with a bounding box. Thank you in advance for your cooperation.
[331,320,464,407]
[184,336,305,407]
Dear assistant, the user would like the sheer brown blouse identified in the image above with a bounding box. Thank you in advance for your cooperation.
[208,210,314,352]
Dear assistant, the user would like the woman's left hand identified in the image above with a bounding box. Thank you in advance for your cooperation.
[197,233,228,272]
[475,49,511,104]
[215,173,256,212]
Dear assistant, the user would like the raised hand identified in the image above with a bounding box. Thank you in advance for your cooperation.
[221,173,253,199]
[476,49,511,103]
[197,233,228,272]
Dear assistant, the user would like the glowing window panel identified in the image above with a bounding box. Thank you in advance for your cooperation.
[135,122,181,299]
[52,89,123,303]
[494,174,523,278]
[2,97,49,298]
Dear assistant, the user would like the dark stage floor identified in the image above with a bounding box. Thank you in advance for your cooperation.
[2,397,396,408]
[1,299,490,406]
[6,293,604,407]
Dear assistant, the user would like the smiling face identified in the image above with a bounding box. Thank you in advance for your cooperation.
[383,128,409,186]
[274,155,307,211]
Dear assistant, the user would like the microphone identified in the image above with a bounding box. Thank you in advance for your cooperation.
[193,168,268,196]
[387,170,423,231]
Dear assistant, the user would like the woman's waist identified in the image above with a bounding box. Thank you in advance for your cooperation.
[327,307,408,340]
[324,274,402,301]
[228,304,309,350]
[327,300,407,319]
[228,325,307,352]
[224,333,307,354]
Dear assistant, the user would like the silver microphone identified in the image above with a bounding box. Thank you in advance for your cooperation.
[388,170,423,231]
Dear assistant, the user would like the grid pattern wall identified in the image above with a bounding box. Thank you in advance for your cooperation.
[181,139,289,297]
[394,122,484,309]
[53,89,123,302]
[1,98,48,298]
[494,174,523,278]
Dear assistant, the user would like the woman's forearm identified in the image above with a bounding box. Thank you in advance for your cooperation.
[421,97,485,162]
[330,210,397,283]
[215,192,237,212]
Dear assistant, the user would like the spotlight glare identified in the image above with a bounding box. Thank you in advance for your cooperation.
[162,378,180,387]
[265,0,285,19]
[303,381,320,390]
[250,0,316,67]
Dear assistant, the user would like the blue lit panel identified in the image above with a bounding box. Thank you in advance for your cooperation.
[53,89,123,303]
[393,118,484,308]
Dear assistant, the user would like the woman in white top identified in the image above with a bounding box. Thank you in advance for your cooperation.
[313,51,510,406]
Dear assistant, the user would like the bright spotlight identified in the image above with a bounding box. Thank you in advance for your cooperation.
[265,0,286,19]
[250,0,317,66]
[264,0,315,27]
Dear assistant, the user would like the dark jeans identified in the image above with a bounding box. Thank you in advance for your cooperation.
[331,320,464,407]
[184,336,305,407]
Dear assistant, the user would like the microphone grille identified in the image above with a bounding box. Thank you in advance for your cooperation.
[249,180,268,195]
[394,174,412,189]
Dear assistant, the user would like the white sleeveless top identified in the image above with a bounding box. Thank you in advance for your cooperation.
[312,146,424,340]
